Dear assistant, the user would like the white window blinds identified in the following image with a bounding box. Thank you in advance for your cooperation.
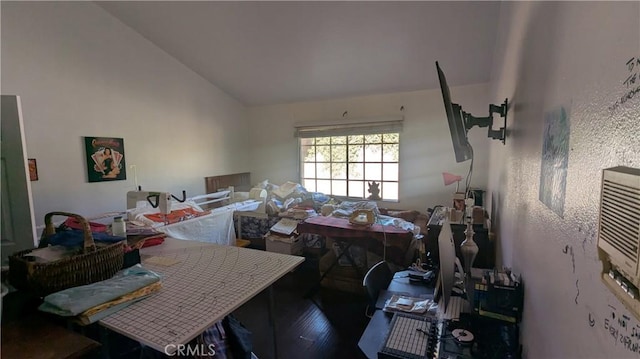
[294,116,403,138]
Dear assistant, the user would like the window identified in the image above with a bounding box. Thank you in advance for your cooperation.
[299,130,400,201]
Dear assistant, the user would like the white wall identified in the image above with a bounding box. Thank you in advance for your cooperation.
[247,84,493,212]
[1,2,249,222]
[488,2,640,358]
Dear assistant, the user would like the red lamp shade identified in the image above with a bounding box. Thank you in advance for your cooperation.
[442,172,463,186]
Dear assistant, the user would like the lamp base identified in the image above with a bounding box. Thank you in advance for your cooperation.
[460,222,478,278]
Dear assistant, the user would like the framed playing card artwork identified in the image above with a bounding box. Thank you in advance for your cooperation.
[84,136,127,182]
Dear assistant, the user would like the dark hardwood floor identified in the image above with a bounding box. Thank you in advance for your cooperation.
[232,251,370,359]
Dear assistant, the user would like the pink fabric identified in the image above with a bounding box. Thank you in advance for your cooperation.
[64,217,108,232]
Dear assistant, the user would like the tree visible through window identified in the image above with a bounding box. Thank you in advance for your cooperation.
[300,133,399,200]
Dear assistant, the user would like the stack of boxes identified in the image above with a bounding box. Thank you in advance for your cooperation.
[263,218,303,255]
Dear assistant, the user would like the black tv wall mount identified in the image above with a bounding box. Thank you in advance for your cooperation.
[463,98,508,144]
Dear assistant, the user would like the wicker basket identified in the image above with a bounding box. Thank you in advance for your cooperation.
[8,212,125,297]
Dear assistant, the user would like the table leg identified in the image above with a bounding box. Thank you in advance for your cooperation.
[303,240,355,301]
[268,285,278,359]
[335,240,363,278]
[99,325,110,359]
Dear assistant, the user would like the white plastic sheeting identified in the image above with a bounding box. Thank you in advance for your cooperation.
[158,209,235,246]
[127,198,263,246]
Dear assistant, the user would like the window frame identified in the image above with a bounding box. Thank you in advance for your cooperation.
[298,132,401,201]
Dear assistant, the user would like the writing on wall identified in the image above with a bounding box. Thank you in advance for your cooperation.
[577,223,597,255]
[600,305,640,355]
[563,244,581,304]
[563,244,576,273]
[609,56,640,112]
[623,57,640,88]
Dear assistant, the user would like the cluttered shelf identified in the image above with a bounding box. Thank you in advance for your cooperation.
[202,173,432,295]
[204,173,325,250]
[425,206,495,269]
[355,201,520,358]
[204,174,430,262]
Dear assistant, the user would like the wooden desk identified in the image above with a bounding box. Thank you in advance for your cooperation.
[2,314,100,359]
[358,310,394,359]
[386,271,434,295]
[358,271,521,359]
[298,215,413,243]
[99,238,304,356]
[297,216,414,265]
[375,271,434,309]
[358,271,435,359]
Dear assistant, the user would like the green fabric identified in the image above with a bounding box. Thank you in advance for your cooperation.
[38,264,160,316]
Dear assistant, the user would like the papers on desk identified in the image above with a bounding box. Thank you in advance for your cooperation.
[271,181,299,199]
[270,218,299,235]
[383,294,437,315]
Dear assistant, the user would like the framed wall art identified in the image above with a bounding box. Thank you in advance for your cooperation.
[539,106,570,218]
[84,136,127,182]
[28,158,38,181]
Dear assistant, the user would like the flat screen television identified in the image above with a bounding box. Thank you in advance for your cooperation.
[436,61,473,163]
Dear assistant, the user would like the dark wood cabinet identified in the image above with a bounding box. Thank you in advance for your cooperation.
[425,207,495,269]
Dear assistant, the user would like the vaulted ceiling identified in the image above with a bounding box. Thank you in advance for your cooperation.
[98,1,500,106]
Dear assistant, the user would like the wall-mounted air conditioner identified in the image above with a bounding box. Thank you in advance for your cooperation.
[597,166,640,319]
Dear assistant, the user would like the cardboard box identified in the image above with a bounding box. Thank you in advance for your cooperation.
[452,192,466,211]
[264,233,303,255]
[448,208,464,223]
[472,206,486,225]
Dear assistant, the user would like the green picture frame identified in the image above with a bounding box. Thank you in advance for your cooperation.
[84,136,127,182]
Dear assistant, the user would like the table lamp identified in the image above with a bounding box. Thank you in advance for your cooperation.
[442,172,463,193]
[460,197,478,279]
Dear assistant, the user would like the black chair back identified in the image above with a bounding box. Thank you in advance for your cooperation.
[362,261,393,316]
